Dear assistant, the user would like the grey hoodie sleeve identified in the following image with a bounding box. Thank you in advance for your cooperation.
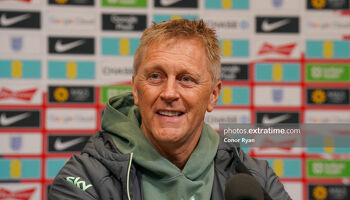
[48,155,99,200]
[239,150,292,200]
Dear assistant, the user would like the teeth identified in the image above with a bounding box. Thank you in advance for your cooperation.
[158,111,182,117]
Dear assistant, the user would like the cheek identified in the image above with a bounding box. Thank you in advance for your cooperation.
[182,89,211,109]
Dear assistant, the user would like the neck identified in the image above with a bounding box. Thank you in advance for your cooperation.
[142,127,203,170]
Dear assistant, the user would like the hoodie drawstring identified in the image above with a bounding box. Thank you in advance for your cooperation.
[127,152,134,200]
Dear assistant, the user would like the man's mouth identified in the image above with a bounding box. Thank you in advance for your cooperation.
[157,110,184,117]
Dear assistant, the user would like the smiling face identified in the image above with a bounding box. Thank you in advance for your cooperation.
[132,38,221,146]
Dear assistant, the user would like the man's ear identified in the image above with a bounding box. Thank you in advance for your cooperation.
[207,80,222,112]
[132,75,139,106]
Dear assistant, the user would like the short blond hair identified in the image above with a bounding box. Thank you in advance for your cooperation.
[133,19,221,82]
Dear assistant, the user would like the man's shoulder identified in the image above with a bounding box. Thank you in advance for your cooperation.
[48,131,130,200]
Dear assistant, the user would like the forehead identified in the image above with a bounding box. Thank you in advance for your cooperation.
[142,38,206,64]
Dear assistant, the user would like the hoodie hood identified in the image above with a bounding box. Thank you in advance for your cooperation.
[101,92,219,200]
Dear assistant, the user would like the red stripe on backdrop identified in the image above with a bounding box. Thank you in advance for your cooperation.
[41,93,47,200]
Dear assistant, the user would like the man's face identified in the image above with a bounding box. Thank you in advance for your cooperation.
[132,38,221,144]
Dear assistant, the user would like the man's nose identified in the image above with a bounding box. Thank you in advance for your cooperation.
[160,77,180,103]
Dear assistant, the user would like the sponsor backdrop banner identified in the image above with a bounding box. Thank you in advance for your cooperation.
[0,0,349,199]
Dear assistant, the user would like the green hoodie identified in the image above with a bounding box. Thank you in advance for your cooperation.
[101,92,219,200]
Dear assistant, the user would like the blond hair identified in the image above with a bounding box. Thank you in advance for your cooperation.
[133,19,221,82]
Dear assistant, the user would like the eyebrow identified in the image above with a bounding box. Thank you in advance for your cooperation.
[141,61,203,81]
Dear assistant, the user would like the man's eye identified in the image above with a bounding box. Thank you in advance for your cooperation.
[150,73,160,79]
[182,76,192,82]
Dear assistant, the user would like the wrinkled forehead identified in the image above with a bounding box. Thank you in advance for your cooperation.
[141,37,207,63]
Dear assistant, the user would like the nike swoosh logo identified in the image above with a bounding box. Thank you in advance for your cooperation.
[261,19,290,32]
[0,14,31,26]
[262,114,290,125]
[0,112,31,126]
[160,0,182,6]
[54,137,85,151]
[55,40,85,53]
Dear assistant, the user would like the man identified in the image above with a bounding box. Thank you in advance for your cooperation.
[49,19,291,200]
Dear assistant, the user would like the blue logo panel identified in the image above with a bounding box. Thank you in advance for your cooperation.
[153,15,199,23]
[219,40,249,58]
[0,60,41,79]
[102,38,140,56]
[217,86,250,105]
[255,63,300,82]
[0,159,41,180]
[307,136,350,154]
[48,61,95,79]
[46,158,68,179]
[306,40,350,59]
[266,158,301,178]
[206,0,249,9]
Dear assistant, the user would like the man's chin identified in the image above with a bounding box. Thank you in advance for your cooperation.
[152,128,187,143]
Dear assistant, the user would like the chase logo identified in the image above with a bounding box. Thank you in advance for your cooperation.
[255,63,300,82]
[219,39,249,57]
[48,0,94,6]
[307,0,349,9]
[0,158,40,180]
[217,86,250,106]
[102,0,147,7]
[306,40,350,59]
[102,38,139,56]
[266,159,301,178]
[153,15,198,23]
[48,61,95,80]
[205,0,249,9]
[0,60,41,79]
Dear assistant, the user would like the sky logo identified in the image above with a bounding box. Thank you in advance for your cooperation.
[206,0,249,9]
[220,39,249,57]
[0,60,41,79]
[102,38,139,56]
[267,159,301,178]
[153,15,198,23]
[217,86,250,105]
[306,40,350,59]
[48,61,95,80]
[255,63,300,82]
